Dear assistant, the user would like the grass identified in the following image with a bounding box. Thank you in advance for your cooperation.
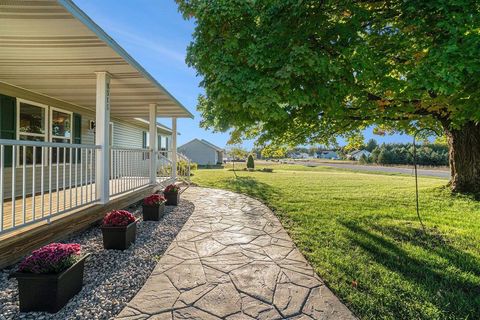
[191,164,480,320]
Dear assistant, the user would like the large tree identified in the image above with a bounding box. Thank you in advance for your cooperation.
[177,0,480,193]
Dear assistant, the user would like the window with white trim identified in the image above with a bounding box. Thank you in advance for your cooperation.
[17,99,47,165]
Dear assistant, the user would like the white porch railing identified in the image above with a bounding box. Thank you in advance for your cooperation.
[0,139,100,235]
[110,147,151,197]
[0,140,192,236]
[155,151,192,183]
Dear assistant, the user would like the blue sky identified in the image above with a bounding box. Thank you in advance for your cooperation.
[74,0,413,149]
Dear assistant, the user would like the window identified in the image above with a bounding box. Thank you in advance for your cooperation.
[17,100,47,165]
[50,107,72,163]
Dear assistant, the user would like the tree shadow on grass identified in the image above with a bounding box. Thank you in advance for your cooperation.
[341,220,480,319]
[221,176,279,204]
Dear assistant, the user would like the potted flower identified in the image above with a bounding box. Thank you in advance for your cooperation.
[13,243,88,313]
[101,210,138,250]
[163,184,180,206]
[142,194,166,221]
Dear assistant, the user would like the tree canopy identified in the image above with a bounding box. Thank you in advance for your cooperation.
[177,0,479,145]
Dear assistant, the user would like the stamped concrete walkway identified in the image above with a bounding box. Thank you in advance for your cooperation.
[117,187,356,320]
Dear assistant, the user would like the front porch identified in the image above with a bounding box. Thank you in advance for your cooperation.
[0,0,194,268]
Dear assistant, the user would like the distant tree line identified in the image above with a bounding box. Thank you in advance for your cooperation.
[360,143,449,166]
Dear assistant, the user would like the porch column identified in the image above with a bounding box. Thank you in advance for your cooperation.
[171,117,177,180]
[95,71,111,204]
[149,103,158,184]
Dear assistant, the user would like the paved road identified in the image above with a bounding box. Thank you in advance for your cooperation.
[289,161,450,178]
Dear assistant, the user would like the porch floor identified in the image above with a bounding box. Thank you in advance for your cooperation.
[0,176,172,238]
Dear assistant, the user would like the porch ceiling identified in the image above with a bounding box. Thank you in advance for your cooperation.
[0,0,193,120]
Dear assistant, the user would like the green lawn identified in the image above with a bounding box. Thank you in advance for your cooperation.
[191,164,480,320]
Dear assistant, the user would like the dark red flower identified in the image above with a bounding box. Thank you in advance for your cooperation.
[103,210,136,227]
[143,194,166,206]
[164,184,180,193]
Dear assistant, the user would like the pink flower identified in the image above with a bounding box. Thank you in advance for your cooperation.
[143,194,166,206]
[18,243,81,274]
[103,210,135,227]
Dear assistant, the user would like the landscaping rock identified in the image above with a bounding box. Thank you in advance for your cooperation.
[0,199,194,320]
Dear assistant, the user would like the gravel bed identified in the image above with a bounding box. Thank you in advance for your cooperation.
[0,199,194,320]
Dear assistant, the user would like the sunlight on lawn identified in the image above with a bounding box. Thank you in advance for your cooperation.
[192,165,480,320]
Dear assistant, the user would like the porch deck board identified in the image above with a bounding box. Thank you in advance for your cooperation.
[1,177,151,232]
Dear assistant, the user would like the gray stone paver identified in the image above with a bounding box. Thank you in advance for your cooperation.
[116,187,356,320]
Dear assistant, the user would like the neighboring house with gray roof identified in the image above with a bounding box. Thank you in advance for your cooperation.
[178,139,225,165]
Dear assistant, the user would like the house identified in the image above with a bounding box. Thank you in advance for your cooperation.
[0,0,193,267]
[178,139,224,165]
[316,150,340,160]
[348,150,372,160]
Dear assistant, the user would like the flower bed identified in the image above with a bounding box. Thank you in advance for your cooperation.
[0,199,194,319]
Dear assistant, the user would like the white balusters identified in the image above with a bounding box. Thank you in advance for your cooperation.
[0,139,100,235]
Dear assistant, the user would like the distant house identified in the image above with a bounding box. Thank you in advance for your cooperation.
[289,152,310,159]
[178,139,225,165]
[348,150,372,160]
[316,150,339,160]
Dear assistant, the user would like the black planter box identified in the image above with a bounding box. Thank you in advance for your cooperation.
[142,203,165,221]
[164,191,179,206]
[14,254,89,313]
[101,220,137,250]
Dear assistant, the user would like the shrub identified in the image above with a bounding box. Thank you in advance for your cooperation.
[371,143,448,166]
[247,154,255,169]
[18,243,81,274]
[177,160,198,175]
[103,210,135,227]
[143,194,166,206]
[164,184,180,193]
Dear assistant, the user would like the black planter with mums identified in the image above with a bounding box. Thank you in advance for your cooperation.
[13,243,88,313]
[142,194,167,221]
[15,255,89,313]
[142,203,165,221]
[163,184,180,206]
[101,210,138,250]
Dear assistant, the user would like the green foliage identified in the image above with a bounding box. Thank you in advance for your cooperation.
[365,139,378,152]
[358,153,370,164]
[370,143,449,166]
[192,165,480,319]
[177,0,480,147]
[228,146,248,160]
[260,145,287,159]
[177,160,198,176]
[246,154,255,169]
[344,134,366,152]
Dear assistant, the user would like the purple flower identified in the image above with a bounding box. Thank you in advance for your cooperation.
[18,243,81,274]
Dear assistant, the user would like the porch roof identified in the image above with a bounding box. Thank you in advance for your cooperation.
[0,0,193,120]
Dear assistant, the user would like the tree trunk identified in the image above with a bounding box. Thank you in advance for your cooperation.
[444,121,480,194]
